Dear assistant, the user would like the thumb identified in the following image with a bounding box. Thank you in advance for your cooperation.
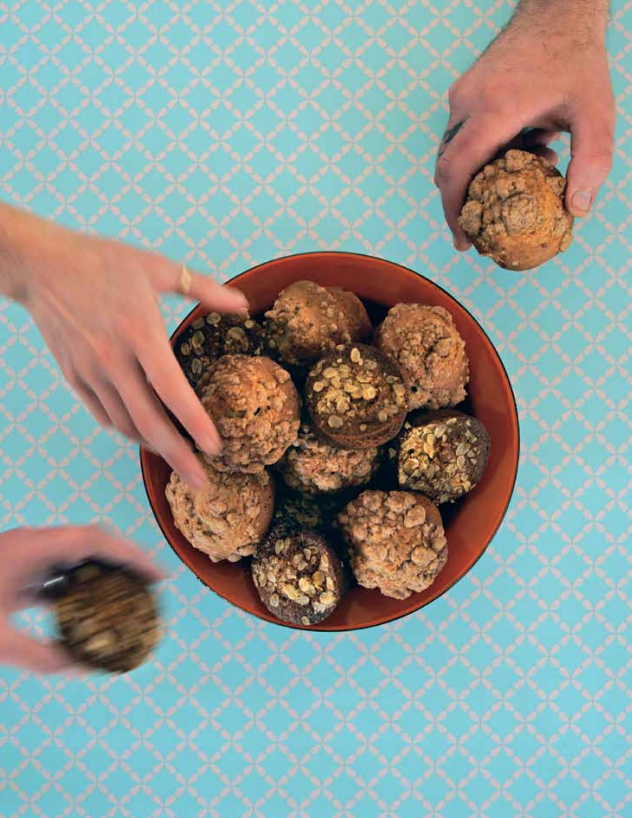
[566,110,614,217]
[0,630,75,674]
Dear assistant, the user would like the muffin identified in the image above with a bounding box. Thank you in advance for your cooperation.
[277,421,382,495]
[305,344,408,449]
[375,303,468,410]
[166,457,274,562]
[328,287,372,341]
[264,280,371,368]
[459,149,574,271]
[251,520,346,626]
[52,561,161,673]
[174,312,265,394]
[337,490,447,600]
[274,488,353,533]
[199,355,301,473]
[397,410,490,503]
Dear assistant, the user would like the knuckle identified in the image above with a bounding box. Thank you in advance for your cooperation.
[447,79,465,108]
[134,415,162,445]
[115,310,137,339]
[586,146,613,176]
[60,364,80,390]
[90,339,114,370]
[434,153,453,186]
[115,418,138,440]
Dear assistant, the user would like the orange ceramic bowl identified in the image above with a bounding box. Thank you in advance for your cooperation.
[141,252,519,631]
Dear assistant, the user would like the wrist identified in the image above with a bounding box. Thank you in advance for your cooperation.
[514,0,609,39]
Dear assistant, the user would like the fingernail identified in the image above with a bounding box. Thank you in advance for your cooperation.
[198,433,221,456]
[190,470,209,492]
[571,190,592,214]
[230,290,249,312]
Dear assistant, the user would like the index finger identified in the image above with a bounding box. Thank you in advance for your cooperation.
[434,115,519,249]
[135,335,222,457]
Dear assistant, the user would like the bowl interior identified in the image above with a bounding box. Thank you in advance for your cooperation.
[141,253,519,631]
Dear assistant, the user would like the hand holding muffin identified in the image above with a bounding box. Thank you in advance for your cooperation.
[0,526,163,673]
[435,0,614,256]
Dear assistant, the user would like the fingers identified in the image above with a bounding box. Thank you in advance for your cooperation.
[187,273,249,314]
[566,106,615,217]
[74,369,149,447]
[508,129,560,165]
[435,115,520,250]
[81,527,167,583]
[34,525,166,583]
[90,377,144,443]
[0,630,74,674]
[112,358,210,491]
[72,380,113,429]
[516,128,560,150]
[135,338,221,456]
[149,256,249,313]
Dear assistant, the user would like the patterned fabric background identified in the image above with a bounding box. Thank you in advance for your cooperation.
[1,1,631,815]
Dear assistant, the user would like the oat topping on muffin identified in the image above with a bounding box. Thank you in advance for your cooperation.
[264,280,371,369]
[337,490,447,600]
[53,561,161,673]
[305,344,407,449]
[252,519,345,625]
[166,457,275,562]
[459,149,574,271]
[277,421,382,495]
[397,410,490,503]
[375,303,468,410]
[199,355,301,473]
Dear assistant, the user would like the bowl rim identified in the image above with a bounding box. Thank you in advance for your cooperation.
[140,250,520,631]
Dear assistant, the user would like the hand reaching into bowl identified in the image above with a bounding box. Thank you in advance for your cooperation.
[0,203,248,490]
[434,0,615,250]
[0,526,164,674]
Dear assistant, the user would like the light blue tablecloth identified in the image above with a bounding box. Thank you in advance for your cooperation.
[2,1,631,815]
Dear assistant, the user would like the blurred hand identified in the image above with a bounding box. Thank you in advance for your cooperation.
[434,1,615,250]
[1,206,248,490]
[0,526,164,674]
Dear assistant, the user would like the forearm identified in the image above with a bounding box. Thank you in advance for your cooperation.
[0,203,58,304]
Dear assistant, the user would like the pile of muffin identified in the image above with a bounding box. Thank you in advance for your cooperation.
[166,280,490,626]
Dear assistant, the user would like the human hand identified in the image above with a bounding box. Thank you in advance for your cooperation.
[0,525,164,674]
[434,1,615,250]
[2,207,248,490]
